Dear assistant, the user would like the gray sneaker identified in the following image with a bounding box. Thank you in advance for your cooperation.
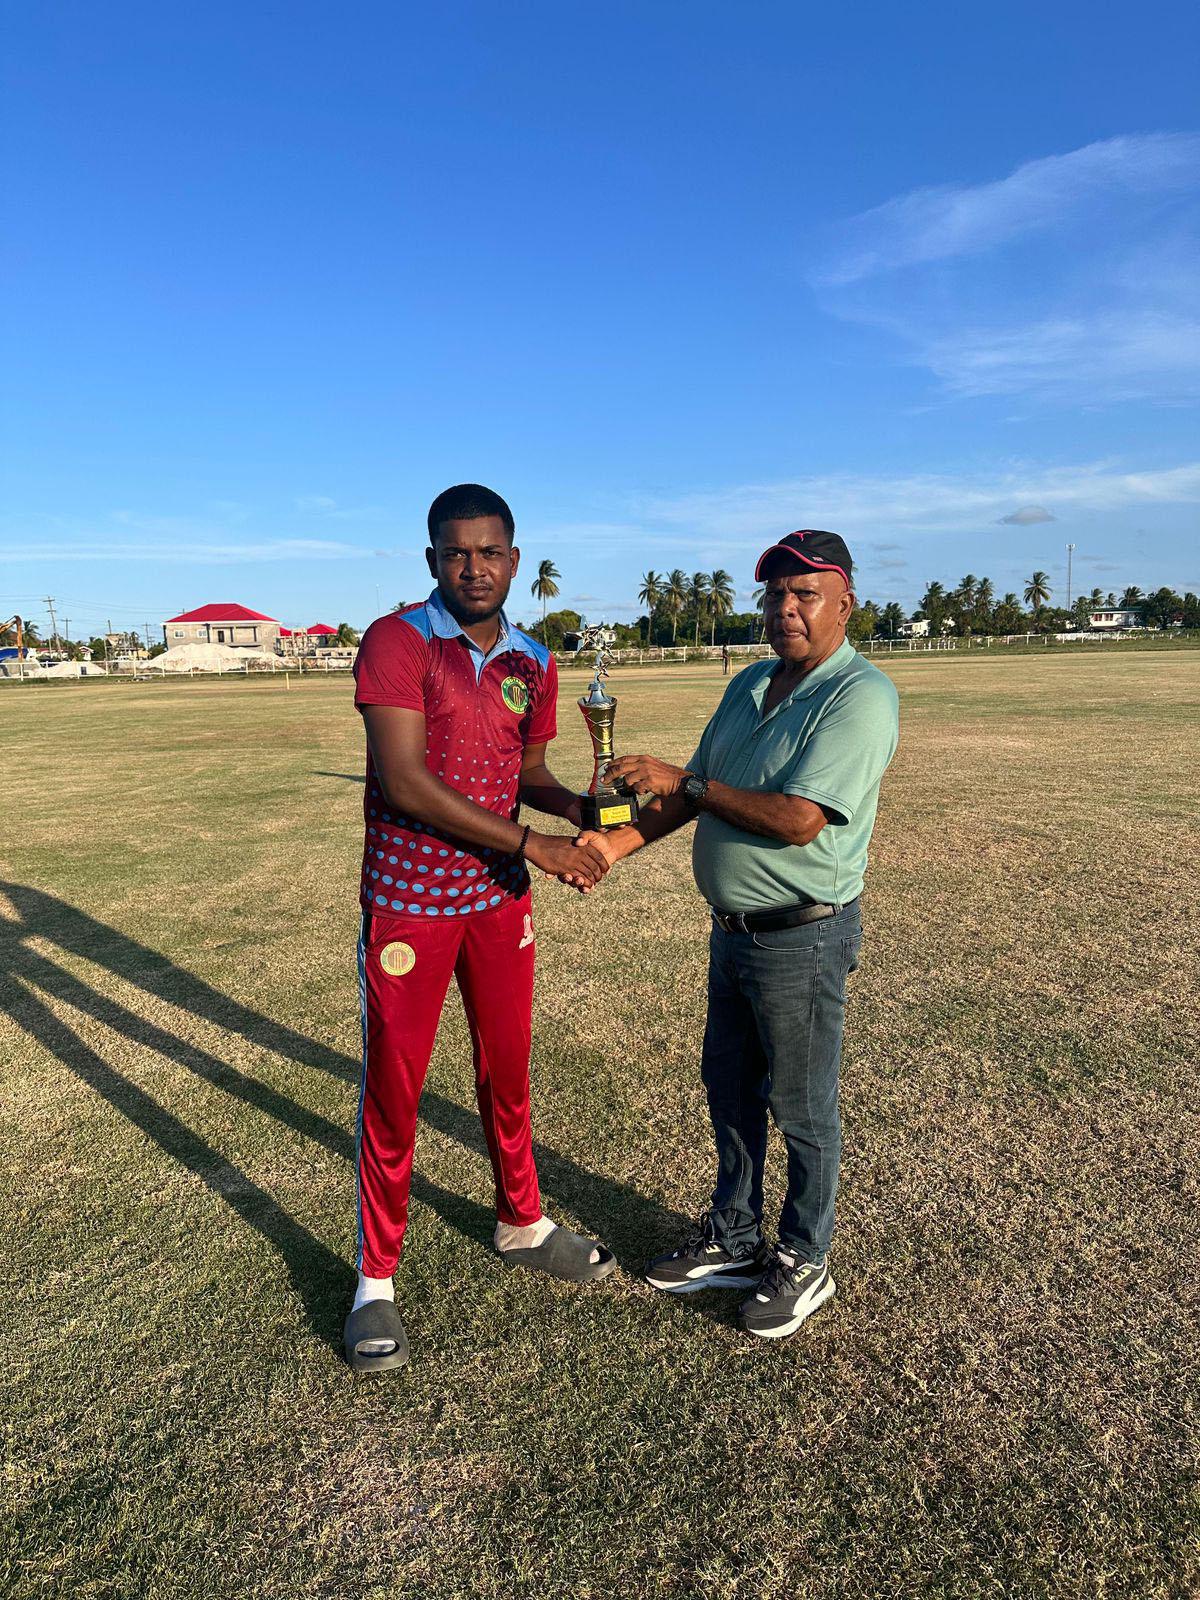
[738,1250,835,1339]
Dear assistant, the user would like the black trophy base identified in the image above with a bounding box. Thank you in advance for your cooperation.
[581,790,636,830]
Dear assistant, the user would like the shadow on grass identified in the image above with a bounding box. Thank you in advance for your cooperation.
[0,881,697,1344]
[312,770,365,784]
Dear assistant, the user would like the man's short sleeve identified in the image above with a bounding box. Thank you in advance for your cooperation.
[782,673,899,824]
[525,654,558,745]
[353,616,427,711]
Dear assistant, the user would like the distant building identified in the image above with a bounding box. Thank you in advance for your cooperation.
[163,604,282,650]
[105,631,147,659]
[278,622,345,656]
[896,617,930,638]
[1088,608,1142,630]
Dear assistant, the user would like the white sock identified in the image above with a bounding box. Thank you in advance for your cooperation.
[351,1272,395,1314]
[494,1213,599,1264]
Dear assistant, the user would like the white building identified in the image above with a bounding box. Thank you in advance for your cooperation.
[896,617,930,638]
[1088,608,1142,630]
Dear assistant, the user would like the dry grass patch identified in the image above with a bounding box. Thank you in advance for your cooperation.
[1,654,1197,1599]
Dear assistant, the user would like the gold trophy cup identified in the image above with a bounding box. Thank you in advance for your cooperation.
[577,641,636,831]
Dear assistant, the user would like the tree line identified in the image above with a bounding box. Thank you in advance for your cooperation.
[517,565,1200,649]
[870,575,1200,639]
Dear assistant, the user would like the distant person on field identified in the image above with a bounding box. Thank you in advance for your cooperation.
[721,642,730,675]
[344,483,616,1374]
[594,530,898,1340]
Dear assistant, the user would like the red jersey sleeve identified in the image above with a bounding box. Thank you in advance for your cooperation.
[526,653,558,745]
[353,614,428,711]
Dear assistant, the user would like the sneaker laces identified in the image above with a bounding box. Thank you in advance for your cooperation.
[757,1247,814,1298]
[677,1212,719,1257]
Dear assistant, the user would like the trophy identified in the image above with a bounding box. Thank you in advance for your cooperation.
[577,632,636,830]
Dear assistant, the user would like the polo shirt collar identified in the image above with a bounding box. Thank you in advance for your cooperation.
[753,638,856,720]
[425,587,513,668]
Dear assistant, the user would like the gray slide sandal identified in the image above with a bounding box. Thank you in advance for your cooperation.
[500,1226,617,1283]
[343,1299,410,1373]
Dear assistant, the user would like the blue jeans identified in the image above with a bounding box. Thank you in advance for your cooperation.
[701,901,862,1265]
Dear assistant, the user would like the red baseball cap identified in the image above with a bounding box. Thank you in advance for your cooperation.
[754,529,854,589]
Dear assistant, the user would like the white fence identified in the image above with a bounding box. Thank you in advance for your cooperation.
[860,629,1154,654]
[556,643,774,667]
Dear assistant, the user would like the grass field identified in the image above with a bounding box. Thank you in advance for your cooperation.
[2,654,1197,1599]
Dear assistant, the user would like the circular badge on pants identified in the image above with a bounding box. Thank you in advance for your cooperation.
[379,941,416,977]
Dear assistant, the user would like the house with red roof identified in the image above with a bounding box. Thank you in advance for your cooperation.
[278,621,347,657]
[162,604,283,651]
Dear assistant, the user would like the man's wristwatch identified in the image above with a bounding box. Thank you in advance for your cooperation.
[681,771,709,809]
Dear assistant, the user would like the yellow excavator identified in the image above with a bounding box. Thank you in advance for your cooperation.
[0,615,28,657]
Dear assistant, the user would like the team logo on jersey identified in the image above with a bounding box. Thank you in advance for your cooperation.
[501,675,530,715]
[379,941,416,977]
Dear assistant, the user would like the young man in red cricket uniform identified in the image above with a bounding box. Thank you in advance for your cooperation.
[344,484,615,1372]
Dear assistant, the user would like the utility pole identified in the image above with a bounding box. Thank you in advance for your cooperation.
[1066,544,1075,611]
[44,595,59,653]
[145,622,152,659]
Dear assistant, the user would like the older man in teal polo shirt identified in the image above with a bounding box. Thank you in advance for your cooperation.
[601,529,898,1340]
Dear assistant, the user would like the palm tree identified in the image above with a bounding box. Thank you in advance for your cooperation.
[664,569,687,644]
[707,569,735,644]
[638,570,663,644]
[750,584,768,641]
[880,601,905,639]
[920,580,947,635]
[1088,588,1104,608]
[688,572,710,646]
[335,622,359,647]
[530,559,561,629]
[1120,585,1144,610]
[1023,571,1052,621]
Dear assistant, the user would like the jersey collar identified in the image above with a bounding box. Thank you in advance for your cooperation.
[425,587,515,677]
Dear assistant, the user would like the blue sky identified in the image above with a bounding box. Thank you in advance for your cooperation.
[3,1,1198,638]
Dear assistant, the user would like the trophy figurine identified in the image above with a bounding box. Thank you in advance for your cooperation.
[576,632,636,830]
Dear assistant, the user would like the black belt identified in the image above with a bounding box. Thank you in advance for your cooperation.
[710,897,857,935]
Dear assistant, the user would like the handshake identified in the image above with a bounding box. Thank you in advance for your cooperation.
[525,753,688,894]
[525,826,622,893]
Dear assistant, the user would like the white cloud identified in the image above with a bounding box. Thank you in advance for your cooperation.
[812,133,1200,404]
[815,134,1200,286]
[293,495,388,521]
[924,310,1200,400]
[3,538,370,565]
[636,460,1200,540]
[999,505,1056,525]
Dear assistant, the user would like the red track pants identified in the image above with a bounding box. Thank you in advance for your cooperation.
[355,892,541,1277]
